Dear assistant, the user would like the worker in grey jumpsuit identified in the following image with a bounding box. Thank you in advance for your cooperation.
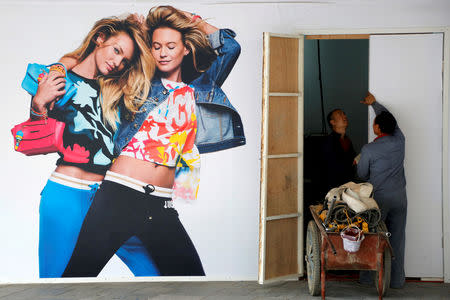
[357,92,407,289]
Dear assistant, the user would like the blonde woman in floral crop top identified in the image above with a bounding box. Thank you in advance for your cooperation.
[63,6,237,277]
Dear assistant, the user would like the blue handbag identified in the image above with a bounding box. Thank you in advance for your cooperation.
[21,63,77,108]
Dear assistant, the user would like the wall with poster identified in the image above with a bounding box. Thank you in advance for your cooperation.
[0,0,450,283]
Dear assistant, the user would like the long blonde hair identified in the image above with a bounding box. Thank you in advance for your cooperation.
[146,6,216,82]
[63,16,154,130]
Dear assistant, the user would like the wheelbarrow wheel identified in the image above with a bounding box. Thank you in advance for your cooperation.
[375,221,391,296]
[306,220,321,296]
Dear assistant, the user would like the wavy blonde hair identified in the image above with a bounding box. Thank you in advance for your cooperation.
[146,6,216,82]
[63,16,154,130]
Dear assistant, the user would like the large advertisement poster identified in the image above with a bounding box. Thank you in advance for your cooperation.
[1,2,259,282]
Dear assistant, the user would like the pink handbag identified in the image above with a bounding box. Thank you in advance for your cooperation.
[11,118,65,156]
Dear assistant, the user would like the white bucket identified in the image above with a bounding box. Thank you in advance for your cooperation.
[341,226,365,253]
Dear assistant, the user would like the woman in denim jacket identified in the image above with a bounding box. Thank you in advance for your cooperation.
[115,19,244,155]
[63,6,245,277]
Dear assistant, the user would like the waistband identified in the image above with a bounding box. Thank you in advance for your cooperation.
[49,172,101,190]
[104,171,173,199]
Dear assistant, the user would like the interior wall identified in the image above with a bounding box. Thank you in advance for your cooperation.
[0,0,449,283]
[304,39,369,153]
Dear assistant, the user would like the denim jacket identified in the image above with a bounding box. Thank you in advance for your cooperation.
[114,28,245,156]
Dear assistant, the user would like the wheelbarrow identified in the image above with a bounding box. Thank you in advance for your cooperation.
[305,205,394,300]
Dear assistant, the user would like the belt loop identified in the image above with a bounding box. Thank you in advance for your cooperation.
[143,184,155,195]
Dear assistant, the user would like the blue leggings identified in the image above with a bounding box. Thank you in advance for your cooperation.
[39,179,159,278]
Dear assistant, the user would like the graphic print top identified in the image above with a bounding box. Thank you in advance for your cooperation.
[121,78,201,201]
[50,71,115,175]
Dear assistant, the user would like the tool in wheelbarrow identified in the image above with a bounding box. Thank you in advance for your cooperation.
[324,195,337,225]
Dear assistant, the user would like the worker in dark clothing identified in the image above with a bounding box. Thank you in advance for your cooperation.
[320,109,356,197]
[358,92,407,289]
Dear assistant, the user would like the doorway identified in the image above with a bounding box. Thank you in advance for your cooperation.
[303,37,369,217]
[259,29,449,283]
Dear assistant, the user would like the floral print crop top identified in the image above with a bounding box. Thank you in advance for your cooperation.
[121,78,201,201]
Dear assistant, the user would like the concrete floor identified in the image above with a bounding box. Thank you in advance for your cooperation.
[0,280,449,300]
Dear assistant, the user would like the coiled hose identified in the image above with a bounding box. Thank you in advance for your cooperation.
[328,202,381,232]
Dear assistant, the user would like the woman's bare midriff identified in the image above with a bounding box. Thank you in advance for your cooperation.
[109,155,176,188]
[54,165,105,182]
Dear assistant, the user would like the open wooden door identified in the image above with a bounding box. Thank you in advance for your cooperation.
[259,33,304,283]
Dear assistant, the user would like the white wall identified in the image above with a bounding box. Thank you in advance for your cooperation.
[1,0,450,283]
[369,34,444,277]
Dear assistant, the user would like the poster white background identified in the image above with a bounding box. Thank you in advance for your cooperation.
[0,0,449,283]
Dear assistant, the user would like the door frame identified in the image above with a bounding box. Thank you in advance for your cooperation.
[299,27,450,283]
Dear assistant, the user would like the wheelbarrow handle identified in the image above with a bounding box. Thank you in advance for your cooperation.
[378,231,395,260]
[310,206,337,255]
